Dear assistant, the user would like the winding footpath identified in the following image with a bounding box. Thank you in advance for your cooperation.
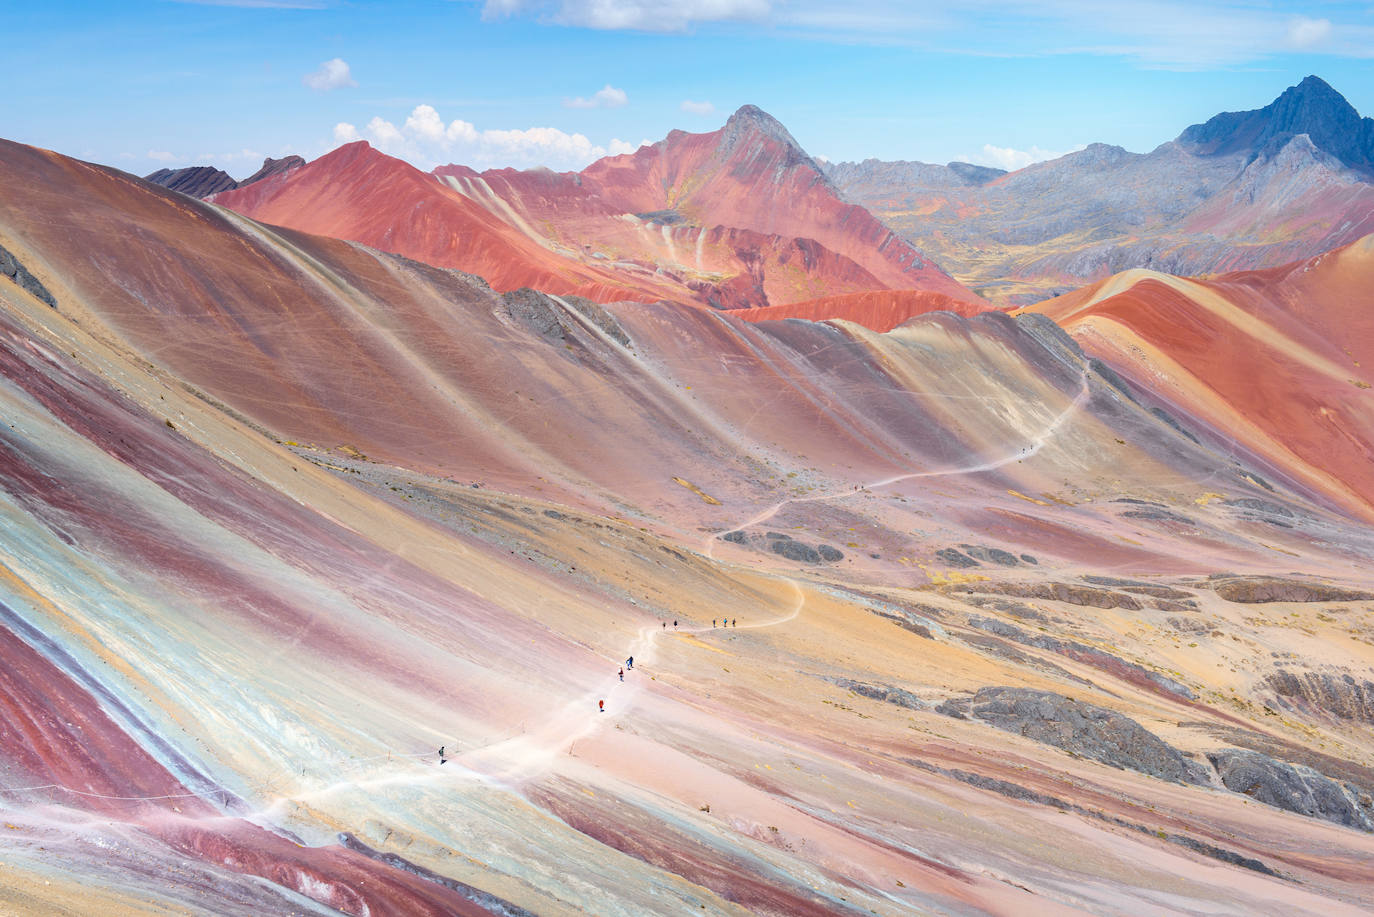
[2,368,1093,820]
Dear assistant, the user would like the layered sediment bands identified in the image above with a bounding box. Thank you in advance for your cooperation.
[1028,236,1374,519]
[735,288,983,329]
[1267,670,1374,723]
[5,136,1374,914]
[212,104,982,319]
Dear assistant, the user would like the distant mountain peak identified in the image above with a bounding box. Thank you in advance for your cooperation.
[146,154,306,200]
[719,104,810,159]
[1178,75,1374,175]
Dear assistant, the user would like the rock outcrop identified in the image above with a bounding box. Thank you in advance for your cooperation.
[1266,670,1374,723]
[1209,576,1374,604]
[939,687,1209,784]
[145,155,305,200]
[0,243,56,307]
[144,164,239,198]
[1207,749,1373,831]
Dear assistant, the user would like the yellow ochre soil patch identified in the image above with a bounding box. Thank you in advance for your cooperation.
[672,476,721,505]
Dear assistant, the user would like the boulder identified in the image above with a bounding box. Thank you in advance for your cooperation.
[1207,749,1373,831]
[939,687,1209,784]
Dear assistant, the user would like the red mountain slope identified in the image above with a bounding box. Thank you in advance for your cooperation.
[1028,234,1374,519]
[211,141,674,303]
[213,107,982,317]
[737,289,983,330]
[437,106,980,308]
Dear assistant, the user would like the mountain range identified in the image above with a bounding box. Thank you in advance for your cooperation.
[2,75,1374,915]
[199,105,981,315]
[827,76,1374,305]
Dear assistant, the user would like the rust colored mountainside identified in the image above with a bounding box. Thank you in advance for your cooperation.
[3,137,1374,916]
[212,105,983,318]
[1028,237,1374,523]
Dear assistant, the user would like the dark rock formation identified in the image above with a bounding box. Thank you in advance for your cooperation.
[1207,749,1373,831]
[1266,670,1374,723]
[1083,576,1194,600]
[0,243,57,308]
[816,544,843,562]
[771,539,820,563]
[827,677,925,710]
[240,155,305,186]
[145,164,239,198]
[1209,576,1374,603]
[1149,406,1200,443]
[959,544,1020,566]
[1178,75,1374,174]
[146,155,305,200]
[1121,508,1195,525]
[954,581,1142,611]
[938,687,1209,784]
[935,548,980,568]
[498,288,566,340]
[1223,497,1294,518]
[876,611,933,639]
[723,530,841,564]
[560,295,632,347]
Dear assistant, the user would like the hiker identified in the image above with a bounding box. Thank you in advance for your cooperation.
[626,656,634,669]
[713,618,717,627]
[673,619,678,628]
[598,699,605,712]
[619,667,624,681]
[439,746,447,765]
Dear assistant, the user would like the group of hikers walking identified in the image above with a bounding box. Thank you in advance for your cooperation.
[600,614,741,712]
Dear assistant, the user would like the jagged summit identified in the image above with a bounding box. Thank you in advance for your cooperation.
[145,164,238,199]
[717,104,813,163]
[1178,75,1374,173]
[146,153,306,200]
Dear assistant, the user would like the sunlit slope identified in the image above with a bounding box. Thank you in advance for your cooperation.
[1028,236,1374,520]
[213,105,982,317]
[3,138,1374,915]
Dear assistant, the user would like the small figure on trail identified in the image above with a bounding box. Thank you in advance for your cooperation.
[662,622,666,629]
[626,656,634,669]
[619,667,624,681]
[713,619,717,627]
[439,746,448,765]
[673,620,678,628]
[599,699,605,712]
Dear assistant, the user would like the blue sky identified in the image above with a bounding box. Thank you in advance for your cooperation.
[5,1,1373,177]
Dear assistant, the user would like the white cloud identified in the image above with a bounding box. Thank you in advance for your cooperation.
[303,58,357,91]
[1286,16,1332,49]
[341,104,646,170]
[148,150,178,163]
[964,143,1084,172]
[680,99,715,116]
[480,1,1374,68]
[565,84,629,109]
[484,0,771,32]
